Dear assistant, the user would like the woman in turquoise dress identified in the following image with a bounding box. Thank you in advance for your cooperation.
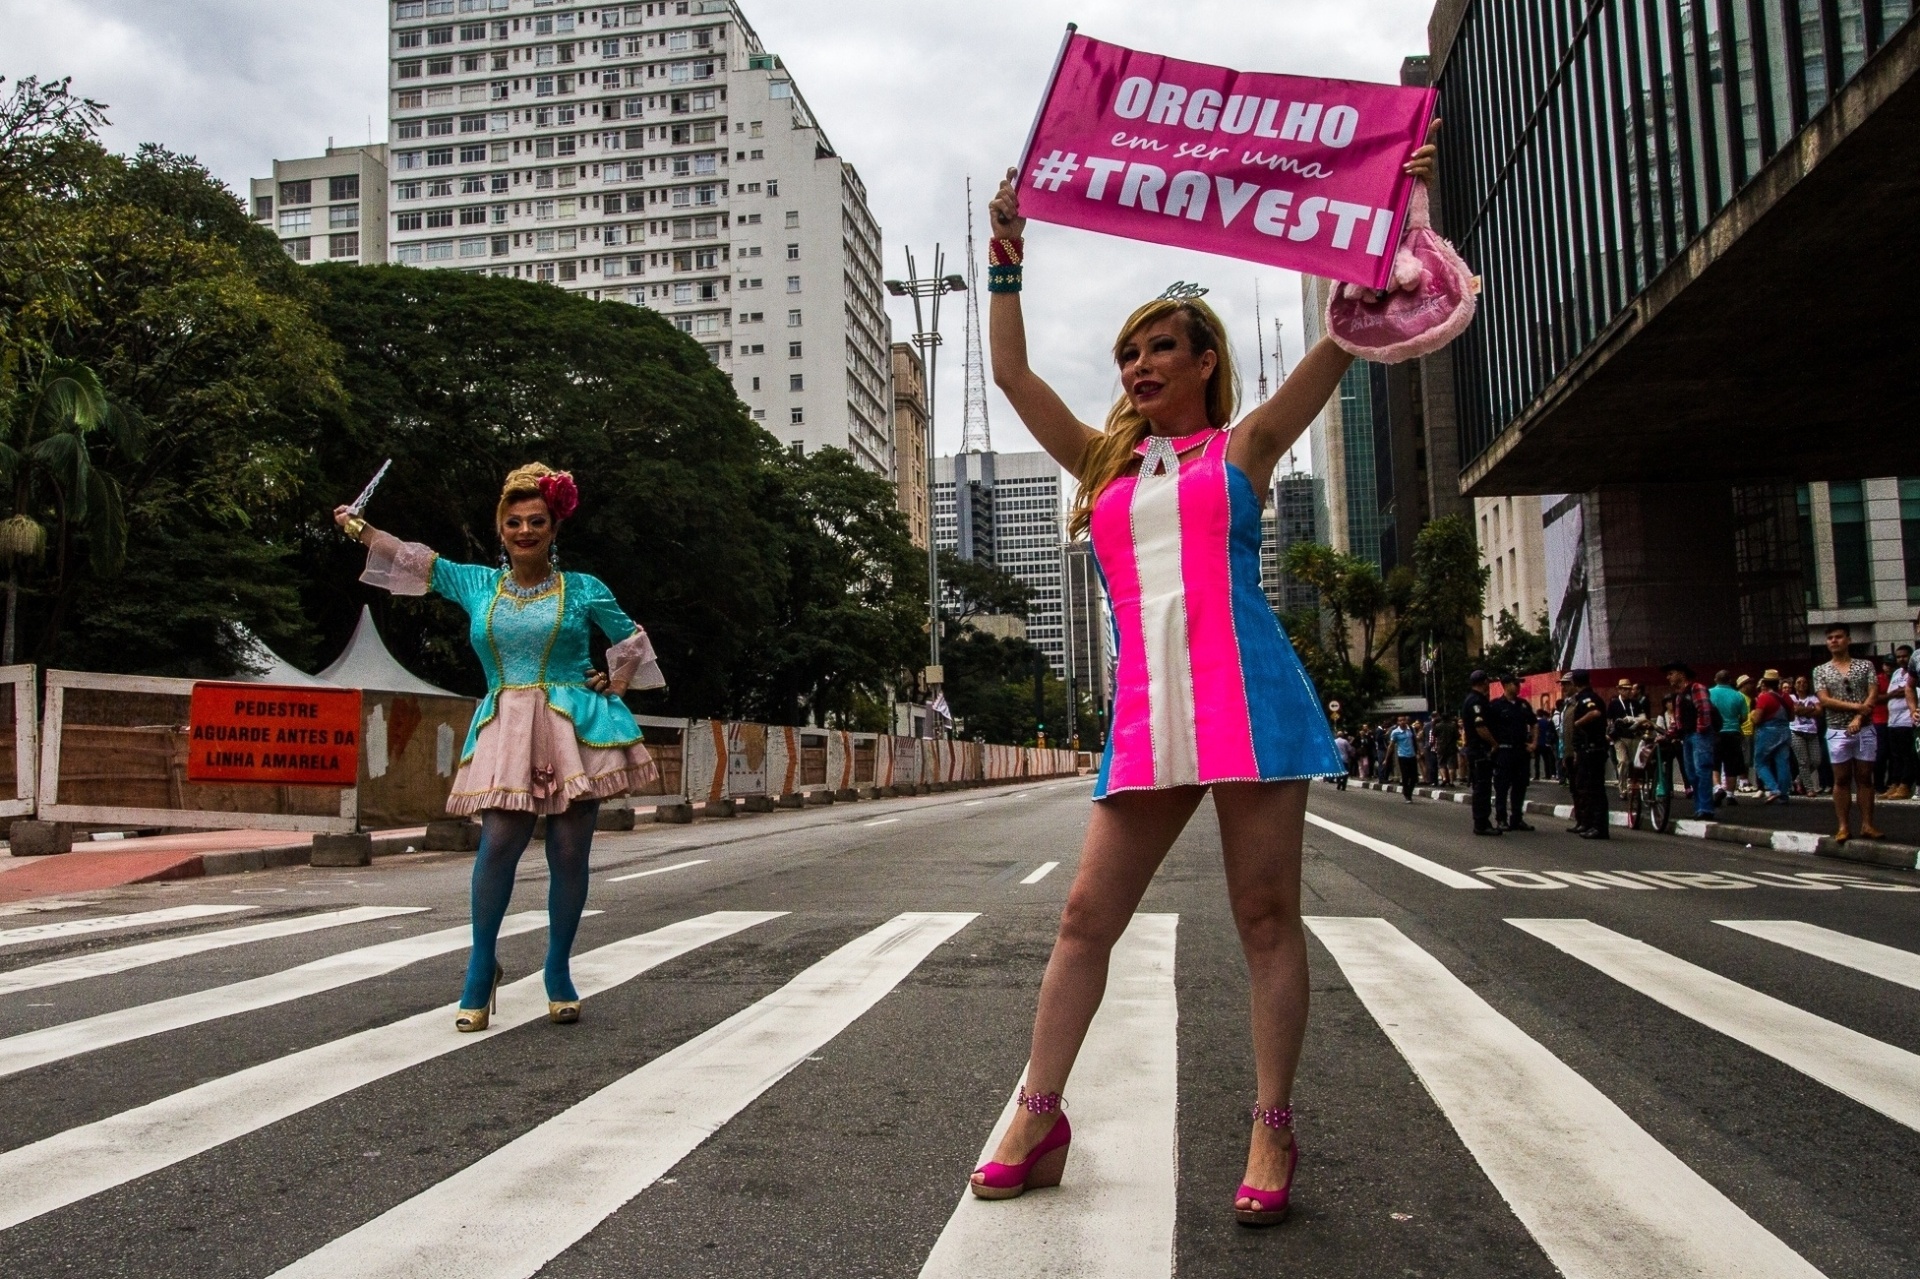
[334,462,663,1030]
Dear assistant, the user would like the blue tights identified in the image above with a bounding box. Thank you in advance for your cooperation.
[459,800,599,1009]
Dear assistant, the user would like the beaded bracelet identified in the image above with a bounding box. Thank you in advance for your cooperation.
[987,236,1024,293]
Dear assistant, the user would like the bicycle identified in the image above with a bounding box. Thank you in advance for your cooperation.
[1623,727,1678,833]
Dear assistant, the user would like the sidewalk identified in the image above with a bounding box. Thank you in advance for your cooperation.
[1342,777,1920,872]
[0,827,428,905]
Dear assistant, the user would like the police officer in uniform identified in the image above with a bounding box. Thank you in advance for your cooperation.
[1565,669,1610,838]
[1487,673,1538,830]
[1462,670,1501,835]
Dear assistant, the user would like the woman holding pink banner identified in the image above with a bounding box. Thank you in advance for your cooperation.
[966,130,1441,1226]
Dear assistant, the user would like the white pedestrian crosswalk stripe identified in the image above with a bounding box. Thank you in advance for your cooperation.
[0,911,555,1080]
[0,906,427,997]
[1303,812,1492,890]
[1019,861,1059,885]
[1510,917,1920,1133]
[920,914,1177,1279]
[266,911,977,1279]
[1716,919,1920,992]
[6,892,1914,1277]
[0,910,782,1233]
[1306,915,1824,1279]
[0,904,251,948]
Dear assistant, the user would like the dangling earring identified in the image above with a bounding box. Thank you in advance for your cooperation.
[548,542,559,570]
[498,545,509,570]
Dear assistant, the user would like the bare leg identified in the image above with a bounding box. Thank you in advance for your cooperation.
[1213,782,1310,1208]
[974,787,1205,1183]
[1832,761,1854,837]
[1855,759,1882,835]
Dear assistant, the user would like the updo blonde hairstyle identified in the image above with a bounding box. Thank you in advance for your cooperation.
[1066,298,1239,538]
[496,462,560,526]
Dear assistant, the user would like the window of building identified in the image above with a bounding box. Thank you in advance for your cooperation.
[460,143,487,163]
[400,28,424,48]
[283,238,311,261]
[492,233,510,256]
[785,242,799,261]
[460,205,487,225]
[790,407,804,425]
[329,204,359,228]
[330,233,360,258]
[278,208,312,234]
[252,195,273,220]
[427,147,454,167]
[785,275,800,293]
[461,175,487,194]
[787,309,801,326]
[460,21,486,39]
[1902,477,1920,606]
[427,24,453,44]
[396,1,425,17]
[396,211,423,231]
[787,341,802,358]
[426,177,454,197]
[788,373,804,392]
[396,90,424,109]
[1796,483,1820,610]
[461,236,488,258]
[327,176,357,203]
[427,208,454,228]
[428,56,454,75]
[399,59,424,79]
[784,210,799,228]
[459,113,487,133]
[1829,480,1874,608]
[395,180,422,200]
[279,180,312,206]
[427,116,453,136]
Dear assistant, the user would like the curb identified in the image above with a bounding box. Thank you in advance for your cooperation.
[1342,779,1920,872]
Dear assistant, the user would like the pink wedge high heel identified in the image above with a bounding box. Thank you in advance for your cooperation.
[1235,1102,1298,1227]
[969,1087,1072,1200]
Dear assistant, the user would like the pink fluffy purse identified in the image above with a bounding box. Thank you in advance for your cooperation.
[1326,185,1479,364]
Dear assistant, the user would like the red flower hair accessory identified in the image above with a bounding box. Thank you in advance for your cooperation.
[537,471,579,521]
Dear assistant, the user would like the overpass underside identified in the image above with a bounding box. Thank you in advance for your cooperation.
[1462,16,1920,497]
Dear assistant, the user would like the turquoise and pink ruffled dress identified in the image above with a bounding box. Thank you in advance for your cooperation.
[361,534,663,814]
[1089,427,1342,799]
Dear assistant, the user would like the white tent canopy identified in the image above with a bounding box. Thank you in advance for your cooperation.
[231,626,334,688]
[316,606,460,698]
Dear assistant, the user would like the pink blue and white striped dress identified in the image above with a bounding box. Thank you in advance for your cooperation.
[1090,426,1342,798]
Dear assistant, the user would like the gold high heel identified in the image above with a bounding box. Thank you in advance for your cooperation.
[455,962,504,1032]
[548,1000,581,1025]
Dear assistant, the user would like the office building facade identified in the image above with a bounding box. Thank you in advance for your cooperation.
[383,0,891,472]
[932,450,1070,675]
[890,342,928,549]
[250,143,389,265]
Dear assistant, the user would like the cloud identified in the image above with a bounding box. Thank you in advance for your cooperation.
[2,0,1434,465]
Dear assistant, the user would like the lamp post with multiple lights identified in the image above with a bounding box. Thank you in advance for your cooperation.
[884,248,965,731]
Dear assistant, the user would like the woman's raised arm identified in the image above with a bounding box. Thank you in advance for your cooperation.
[987,168,1099,479]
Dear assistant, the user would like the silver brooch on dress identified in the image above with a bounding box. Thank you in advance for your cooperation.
[1158,281,1209,300]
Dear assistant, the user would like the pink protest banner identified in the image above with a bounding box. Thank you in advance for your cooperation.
[1017,29,1437,290]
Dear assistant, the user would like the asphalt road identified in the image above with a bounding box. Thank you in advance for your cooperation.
[0,778,1915,1278]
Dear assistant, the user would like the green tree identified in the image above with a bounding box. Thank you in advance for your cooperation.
[1482,609,1556,680]
[751,447,925,728]
[938,549,1031,631]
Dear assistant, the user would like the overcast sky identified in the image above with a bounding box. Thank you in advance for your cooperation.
[2,0,1434,463]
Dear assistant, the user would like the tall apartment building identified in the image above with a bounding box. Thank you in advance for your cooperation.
[932,450,1069,675]
[890,342,928,548]
[250,143,389,265]
[1260,472,1318,618]
[1063,539,1110,746]
[382,0,892,472]
[1478,494,1550,635]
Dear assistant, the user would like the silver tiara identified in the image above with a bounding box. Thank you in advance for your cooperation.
[1158,281,1209,300]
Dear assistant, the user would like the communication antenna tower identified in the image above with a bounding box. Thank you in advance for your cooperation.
[959,177,993,454]
[1254,281,1269,403]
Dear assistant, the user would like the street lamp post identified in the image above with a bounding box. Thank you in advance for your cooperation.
[885,249,965,736]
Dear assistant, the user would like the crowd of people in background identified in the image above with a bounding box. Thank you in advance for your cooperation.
[1327,613,1920,846]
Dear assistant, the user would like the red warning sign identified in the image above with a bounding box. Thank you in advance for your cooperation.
[187,682,363,786]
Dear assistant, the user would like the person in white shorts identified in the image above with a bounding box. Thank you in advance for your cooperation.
[1812,623,1883,843]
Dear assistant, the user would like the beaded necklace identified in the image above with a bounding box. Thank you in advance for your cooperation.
[501,570,560,603]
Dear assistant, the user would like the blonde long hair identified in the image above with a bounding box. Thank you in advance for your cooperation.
[1067,298,1240,538]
